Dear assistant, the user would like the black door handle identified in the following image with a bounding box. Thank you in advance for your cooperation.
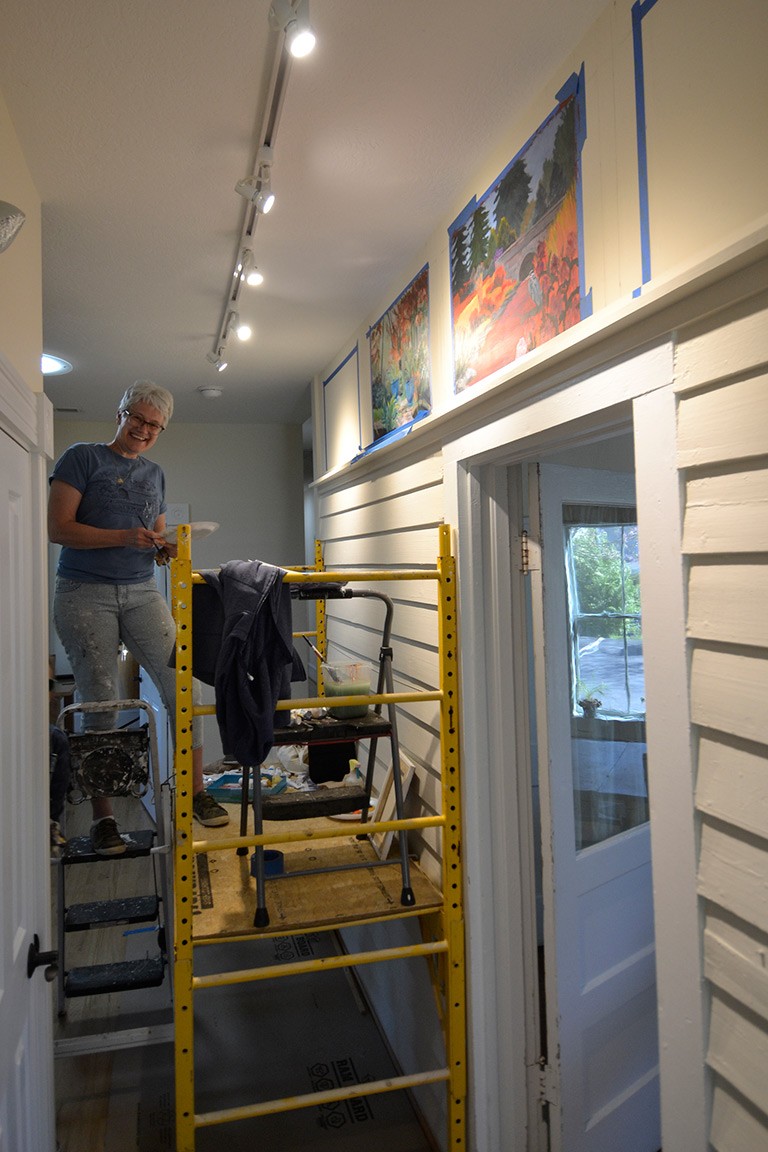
[27,934,58,982]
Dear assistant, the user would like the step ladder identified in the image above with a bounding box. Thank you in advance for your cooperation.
[54,699,171,1020]
[244,585,416,928]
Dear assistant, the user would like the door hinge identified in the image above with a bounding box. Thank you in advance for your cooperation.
[519,527,540,574]
[537,1058,557,1105]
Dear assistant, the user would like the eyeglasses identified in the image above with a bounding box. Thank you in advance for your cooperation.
[120,409,165,434]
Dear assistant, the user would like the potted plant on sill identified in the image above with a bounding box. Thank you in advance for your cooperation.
[576,682,606,719]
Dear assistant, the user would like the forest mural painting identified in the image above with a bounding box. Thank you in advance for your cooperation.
[449,74,588,392]
[369,264,431,443]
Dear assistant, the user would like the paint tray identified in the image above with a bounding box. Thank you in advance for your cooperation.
[207,771,289,804]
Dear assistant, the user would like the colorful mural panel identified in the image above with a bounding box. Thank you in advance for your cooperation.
[449,75,588,392]
[369,264,431,444]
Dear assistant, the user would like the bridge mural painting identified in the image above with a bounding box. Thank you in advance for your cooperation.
[369,263,432,444]
[449,69,590,393]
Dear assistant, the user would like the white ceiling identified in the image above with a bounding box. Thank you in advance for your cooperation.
[1,0,607,426]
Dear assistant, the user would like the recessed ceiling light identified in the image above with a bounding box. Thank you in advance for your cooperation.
[41,354,73,375]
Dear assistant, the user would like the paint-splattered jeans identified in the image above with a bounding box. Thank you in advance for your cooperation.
[53,577,202,747]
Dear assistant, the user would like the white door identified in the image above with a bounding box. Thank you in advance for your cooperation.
[531,463,659,1152]
[0,428,56,1149]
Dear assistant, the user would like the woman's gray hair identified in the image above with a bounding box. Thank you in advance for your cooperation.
[118,380,174,425]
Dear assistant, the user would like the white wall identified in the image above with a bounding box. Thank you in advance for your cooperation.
[642,0,768,277]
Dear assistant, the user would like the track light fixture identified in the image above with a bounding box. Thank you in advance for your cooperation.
[0,200,25,254]
[256,176,274,214]
[238,248,264,287]
[270,0,316,58]
[210,0,317,383]
[235,145,275,214]
[206,351,228,372]
[226,310,252,342]
[234,174,274,214]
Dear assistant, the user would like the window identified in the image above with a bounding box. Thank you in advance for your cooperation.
[562,504,648,849]
[563,505,644,720]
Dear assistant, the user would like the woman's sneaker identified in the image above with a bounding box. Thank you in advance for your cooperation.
[90,817,127,857]
[192,791,229,827]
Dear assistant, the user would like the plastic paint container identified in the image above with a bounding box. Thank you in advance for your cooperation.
[322,662,372,719]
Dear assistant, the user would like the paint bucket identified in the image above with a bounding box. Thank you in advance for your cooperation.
[250,849,284,877]
[322,662,372,719]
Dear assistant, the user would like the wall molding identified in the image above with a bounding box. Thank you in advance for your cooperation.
[0,351,53,461]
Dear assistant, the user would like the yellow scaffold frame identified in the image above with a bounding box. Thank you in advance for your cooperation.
[170,524,466,1150]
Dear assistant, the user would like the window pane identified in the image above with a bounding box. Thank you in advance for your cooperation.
[567,521,643,719]
[574,621,645,717]
[564,508,648,851]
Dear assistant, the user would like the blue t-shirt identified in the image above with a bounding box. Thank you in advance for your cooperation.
[51,442,167,584]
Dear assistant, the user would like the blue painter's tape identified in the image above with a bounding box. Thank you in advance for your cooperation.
[571,64,593,320]
[322,344,358,388]
[322,344,361,470]
[632,0,660,291]
[352,409,430,461]
[556,69,580,110]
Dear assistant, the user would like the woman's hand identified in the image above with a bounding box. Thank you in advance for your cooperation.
[149,519,176,564]
[129,525,167,551]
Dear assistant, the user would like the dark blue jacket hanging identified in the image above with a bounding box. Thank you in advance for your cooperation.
[196,560,304,766]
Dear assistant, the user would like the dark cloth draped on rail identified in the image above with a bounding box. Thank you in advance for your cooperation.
[194,560,305,766]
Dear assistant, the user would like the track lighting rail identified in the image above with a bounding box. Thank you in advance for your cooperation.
[206,1,315,379]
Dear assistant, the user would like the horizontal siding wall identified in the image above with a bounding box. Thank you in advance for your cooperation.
[315,446,448,1136]
[317,448,446,876]
[676,289,768,1147]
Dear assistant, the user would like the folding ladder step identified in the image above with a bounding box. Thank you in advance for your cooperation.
[61,828,155,864]
[64,894,160,931]
[64,955,165,998]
